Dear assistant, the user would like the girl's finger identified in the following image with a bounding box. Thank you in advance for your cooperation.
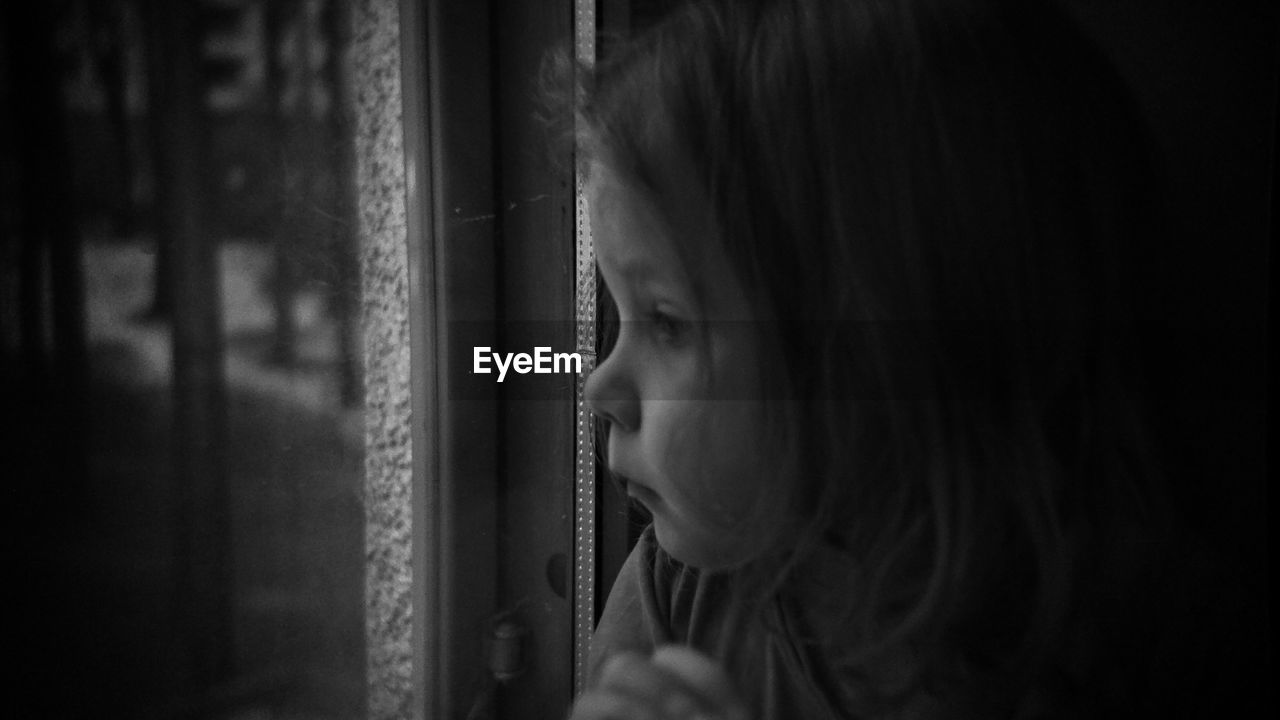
[598,652,697,717]
[569,688,664,720]
[595,650,725,719]
[649,646,749,720]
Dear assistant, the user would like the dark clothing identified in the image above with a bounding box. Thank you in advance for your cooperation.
[588,526,935,718]
[588,524,1263,719]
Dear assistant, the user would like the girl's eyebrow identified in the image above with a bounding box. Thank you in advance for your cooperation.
[598,245,661,285]
[613,256,659,282]
[616,260,695,305]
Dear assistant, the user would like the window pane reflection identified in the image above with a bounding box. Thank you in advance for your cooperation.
[17,1,367,717]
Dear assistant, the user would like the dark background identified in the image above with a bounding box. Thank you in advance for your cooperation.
[2,0,1273,718]
[4,1,365,718]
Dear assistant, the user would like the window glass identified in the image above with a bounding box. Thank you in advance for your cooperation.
[31,2,365,717]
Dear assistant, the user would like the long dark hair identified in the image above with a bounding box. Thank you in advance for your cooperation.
[577,0,1172,713]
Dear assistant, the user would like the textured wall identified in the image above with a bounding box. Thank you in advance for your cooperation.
[353,1,414,718]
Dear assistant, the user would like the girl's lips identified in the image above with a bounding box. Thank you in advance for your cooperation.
[624,478,660,508]
[611,467,661,511]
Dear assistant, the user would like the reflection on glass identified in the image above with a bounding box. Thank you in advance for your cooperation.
[31,1,366,717]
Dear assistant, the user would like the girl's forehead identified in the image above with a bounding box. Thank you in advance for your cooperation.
[587,167,686,280]
[587,160,710,261]
[588,161,754,323]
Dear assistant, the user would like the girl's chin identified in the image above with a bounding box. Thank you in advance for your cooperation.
[627,482,661,508]
[652,518,743,571]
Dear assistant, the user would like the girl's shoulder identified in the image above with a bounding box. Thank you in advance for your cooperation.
[1031,529,1267,718]
[586,526,732,685]
[894,529,1262,720]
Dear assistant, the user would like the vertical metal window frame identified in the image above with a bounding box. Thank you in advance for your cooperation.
[400,0,499,716]
[571,0,598,696]
[400,0,584,716]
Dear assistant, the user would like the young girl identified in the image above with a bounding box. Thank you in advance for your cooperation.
[571,0,1193,717]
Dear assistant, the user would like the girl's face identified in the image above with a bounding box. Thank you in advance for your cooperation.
[585,163,766,570]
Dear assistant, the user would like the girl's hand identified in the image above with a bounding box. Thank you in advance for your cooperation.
[570,645,750,720]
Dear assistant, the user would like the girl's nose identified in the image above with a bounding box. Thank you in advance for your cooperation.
[584,353,639,433]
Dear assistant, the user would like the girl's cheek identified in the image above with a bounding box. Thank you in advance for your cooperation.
[643,403,702,482]
[674,406,752,515]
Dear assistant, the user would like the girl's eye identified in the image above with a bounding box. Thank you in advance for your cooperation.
[650,310,688,345]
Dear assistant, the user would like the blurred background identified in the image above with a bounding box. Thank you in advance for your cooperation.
[3,1,365,718]
[2,0,1274,718]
